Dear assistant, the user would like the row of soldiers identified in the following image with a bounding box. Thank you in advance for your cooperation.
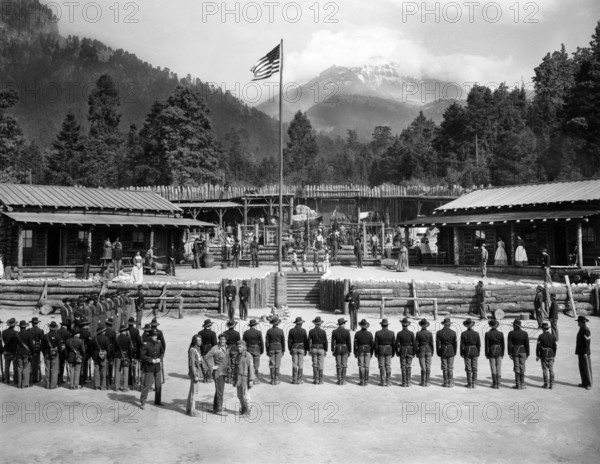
[195,314,593,392]
[0,315,167,395]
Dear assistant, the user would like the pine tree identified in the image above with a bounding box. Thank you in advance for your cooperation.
[283,111,318,183]
[0,88,27,181]
[46,111,83,185]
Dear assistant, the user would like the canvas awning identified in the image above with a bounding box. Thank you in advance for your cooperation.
[399,210,600,227]
[2,212,214,228]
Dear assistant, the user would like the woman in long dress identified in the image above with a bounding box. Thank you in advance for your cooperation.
[131,251,144,283]
[494,237,508,265]
[514,236,528,266]
[396,243,409,272]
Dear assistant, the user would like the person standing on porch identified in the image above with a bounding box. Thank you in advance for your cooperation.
[396,242,409,272]
[354,238,363,268]
[480,244,488,278]
[494,237,508,265]
[515,236,528,266]
[112,238,123,275]
[541,248,552,284]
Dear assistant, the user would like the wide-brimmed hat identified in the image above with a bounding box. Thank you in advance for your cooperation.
[359,319,370,328]
[541,322,550,330]
[149,329,158,336]
[380,318,389,326]
[463,318,475,328]
[442,317,452,326]
[6,318,16,326]
[400,317,411,327]
[550,293,556,299]
[488,319,499,328]
[294,316,305,324]
[30,317,40,324]
[226,320,236,328]
[203,319,213,328]
[150,318,159,327]
[105,318,114,326]
[481,243,486,247]
[119,324,129,333]
[143,324,151,332]
[19,320,28,328]
[128,317,135,324]
[242,280,247,285]
[337,318,347,325]
[312,316,323,325]
[97,327,107,334]
[513,319,522,327]
[418,318,430,327]
[48,321,59,330]
[577,315,589,323]
[270,316,280,325]
[79,319,90,327]
[536,285,543,291]
[248,319,258,327]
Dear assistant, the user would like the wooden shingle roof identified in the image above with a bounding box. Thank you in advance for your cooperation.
[0,184,181,212]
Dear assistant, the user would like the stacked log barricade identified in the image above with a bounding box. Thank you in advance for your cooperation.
[320,279,599,317]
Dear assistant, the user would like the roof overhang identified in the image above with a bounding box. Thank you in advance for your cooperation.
[174,201,243,209]
[2,212,214,228]
[399,210,600,227]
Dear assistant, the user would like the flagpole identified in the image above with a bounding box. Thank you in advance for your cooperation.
[278,38,284,274]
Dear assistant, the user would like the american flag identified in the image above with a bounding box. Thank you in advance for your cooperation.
[250,44,281,81]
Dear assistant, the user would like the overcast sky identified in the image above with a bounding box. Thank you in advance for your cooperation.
[41,0,599,101]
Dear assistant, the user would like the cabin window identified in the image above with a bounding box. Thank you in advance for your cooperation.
[474,230,485,248]
[132,231,145,249]
[78,231,89,247]
[582,226,595,245]
[23,229,33,248]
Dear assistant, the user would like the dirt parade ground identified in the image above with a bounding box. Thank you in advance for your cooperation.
[1,264,599,464]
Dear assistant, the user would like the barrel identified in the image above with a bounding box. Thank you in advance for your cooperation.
[203,252,215,268]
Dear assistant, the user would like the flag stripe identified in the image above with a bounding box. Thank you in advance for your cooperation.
[250,44,280,81]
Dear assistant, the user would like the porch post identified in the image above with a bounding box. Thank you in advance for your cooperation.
[87,227,93,249]
[453,227,460,265]
[17,224,23,267]
[510,224,516,266]
[289,196,294,227]
[363,221,367,256]
[577,221,583,268]
[243,198,248,226]
[150,229,155,249]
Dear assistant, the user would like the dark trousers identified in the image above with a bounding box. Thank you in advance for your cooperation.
[534,306,544,328]
[251,253,259,267]
[83,262,91,279]
[464,356,478,375]
[356,254,363,268]
[213,375,226,412]
[233,254,240,268]
[114,358,130,391]
[3,352,15,383]
[512,352,527,374]
[578,354,593,387]
[239,301,248,320]
[94,359,108,389]
[30,351,41,383]
[44,356,59,389]
[141,370,162,405]
[167,259,176,276]
[489,357,502,376]
[349,309,358,331]
[227,300,235,320]
[418,353,432,371]
[551,318,559,341]
[136,309,143,328]
[540,358,555,384]
[16,355,31,388]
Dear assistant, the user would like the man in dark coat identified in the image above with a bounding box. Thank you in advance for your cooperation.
[83,245,92,279]
[78,319,92,387]
[250,237,260,267]
[127,317,143,389]
[42,321,61,389]
[224,280,237,321]
[288,316,309,384]
[265,317,285,385]
[167,243,177,276]
[15,320,35,388]
[460,318,481,388]
[198,319,218,383]
[345,285,360,331]
[92,327,112,390]
[536,322,557,389]
[374,318,395,386]
[309,316,328,385]
[436,317,457,388]
[354,238,363,268]
[57,321,71,385]
[232,238,241,268]
[485,319,505,389]
[508,319,530,389]
[475,281,487,320]
[243,319,264,384]
[205,334,229,415]
[114,324,134,392]
[354,318,373,386]
[332,317,352,386]
[2,318,18,384]
[27,316,44,384]
[396,317,415,387]
[415,318,434,387]
[113,237,123,275]
[224,320,241,383]
[104,317,117,388]
[238,281,250,321]
[548,293,559,341]
[533,285,545,329]
[575,315,592,390]
[139,329,164,409]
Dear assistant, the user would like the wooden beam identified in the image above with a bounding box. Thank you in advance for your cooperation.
[576,221,583,268]
[17,224,23,267]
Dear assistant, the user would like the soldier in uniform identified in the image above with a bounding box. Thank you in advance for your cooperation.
[139,329,164,409]
[396,317,415,387]
[533,286,545,329]
[150,318,166,383]
[415,318,434,387]
[114,324,134,392]
[508,319,530,389]
[548,293,559,341]
[233,340,255,417]
[2,318,18,384]
[460,318,481,388]
[232,238,241,268]
[92,327,111,390]
[224,280,237,321]
[42,321,61,389]
[436,317,457,388]
[205,333,230,415]
[27,317,44,384]
[127,317,143,390]
[265,316,285,385]
[374,318,395,386]
[332,317,352,385]
[113,237,123,275]
[354,318,373,386]
[475,281,487,320]
[536,321,557,389]
[65,328,85,390]
[238,281,250,321]
[223,320,241,382]
[354,238,363,268]
[243,319,264,384]
[345,285,360,331]
[198,319,218,383]
[78,319,92,387]
[57,320,71,385]
[15,320,34,388]
[540,247,552,284]
[250,237,260,267]
[575,315,592,390]
[309,316,328,385]
[484,319,505,389]
[134,285,145,328]
[288,316,309,385]
[104,317,117,388]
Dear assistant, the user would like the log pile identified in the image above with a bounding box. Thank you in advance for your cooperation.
[319,278,598,317]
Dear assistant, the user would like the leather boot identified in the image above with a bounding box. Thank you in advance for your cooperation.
[490,374,496,388]
[406,367,412,387]
[318,369,323,385]
[379,370,385,386]
[358,368,364,386]
[341,368,347,386]
[465,372,472,388]
[254,369,260,385]
[401,369,406,387]
[313,368,318,385]
[425,369,431,387]
[496,375,501,389]
[512,373,520,389]
[420,370,426,386]
[473,372,477,388]
[542,372,548,389]
[270,368,275,385]
[442,370,447,388]
[336,368,341,385]
[292,367,298,385]
[549,372,554,389]
[386,370,391,387]
[448,370,454,388]
[520,374,526,390]
[275,369,281,385]
[155,389,162,406]
[298,368,304,384]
